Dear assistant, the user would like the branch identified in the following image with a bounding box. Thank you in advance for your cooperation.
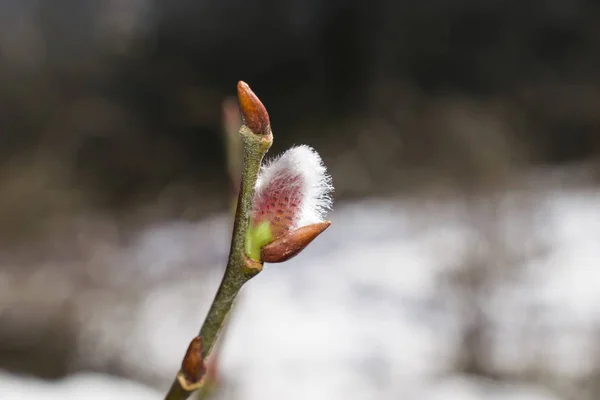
[163,81,333,400]
[164,82,272,400]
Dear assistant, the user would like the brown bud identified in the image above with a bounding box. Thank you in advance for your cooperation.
[237,81,271,135]
[181,336,206,387]
[261,221,331,263]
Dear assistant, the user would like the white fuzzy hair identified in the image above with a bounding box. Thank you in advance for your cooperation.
[253,145,333,227]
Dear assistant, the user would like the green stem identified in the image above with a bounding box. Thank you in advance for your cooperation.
[164,125,272,400]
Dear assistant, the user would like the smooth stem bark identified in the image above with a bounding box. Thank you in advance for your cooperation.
[164,125,272,400]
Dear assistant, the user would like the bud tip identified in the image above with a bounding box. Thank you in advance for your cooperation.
[237,81,270,135]
[261,221,331,263]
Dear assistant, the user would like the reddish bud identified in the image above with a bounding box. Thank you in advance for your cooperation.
[261,221,331,263]
[237,81,271,135]
[180,336,206,387]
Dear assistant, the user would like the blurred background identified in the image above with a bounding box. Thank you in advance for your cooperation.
[0,0,599,399]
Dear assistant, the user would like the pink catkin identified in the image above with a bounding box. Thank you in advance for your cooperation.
[252,174,303,238]
[250,145,333,239]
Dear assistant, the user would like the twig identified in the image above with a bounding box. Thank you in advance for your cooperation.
[164,82,272,400]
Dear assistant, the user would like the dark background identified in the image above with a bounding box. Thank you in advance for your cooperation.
[1,0,599,224]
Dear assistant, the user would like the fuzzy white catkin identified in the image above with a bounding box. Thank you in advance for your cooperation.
[253,145,333,228]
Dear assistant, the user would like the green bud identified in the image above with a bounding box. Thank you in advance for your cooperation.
[245,220,273,261]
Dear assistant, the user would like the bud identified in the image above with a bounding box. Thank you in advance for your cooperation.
[245,145,333,262]
[261,221,331,263]
[237,81,270,135]
[179,336,206,390]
